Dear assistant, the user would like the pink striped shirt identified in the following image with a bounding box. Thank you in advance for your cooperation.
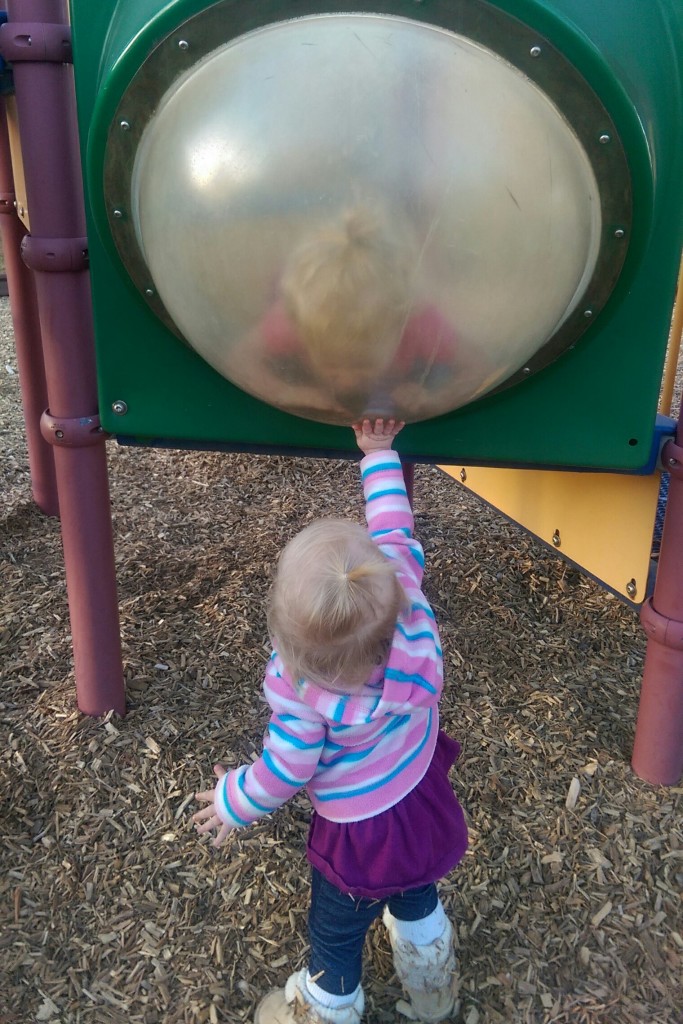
[215,450,443,826]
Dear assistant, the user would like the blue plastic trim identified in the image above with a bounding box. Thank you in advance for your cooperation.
[0,12,15,95]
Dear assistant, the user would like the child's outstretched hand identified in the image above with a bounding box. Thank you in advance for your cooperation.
[352,417,405,455]
[193,764,233,848]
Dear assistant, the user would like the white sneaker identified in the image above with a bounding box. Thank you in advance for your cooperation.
[254,969,364,1024]
[383,910,459,1022]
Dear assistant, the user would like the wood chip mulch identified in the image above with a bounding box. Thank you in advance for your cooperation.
[1,300,681,1024]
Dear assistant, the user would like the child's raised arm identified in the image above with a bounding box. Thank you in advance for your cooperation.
[353,419,426,586]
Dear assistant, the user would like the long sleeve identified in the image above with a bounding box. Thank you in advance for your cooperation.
[214,655,326,828]
[361,450,443,719]
[361,450,425,585]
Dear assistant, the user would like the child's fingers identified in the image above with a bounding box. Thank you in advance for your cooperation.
[192,803,216,822]
[194,788,215,804]
[213,823,232,848]
[194,815,220,835]
[213,763,227,779]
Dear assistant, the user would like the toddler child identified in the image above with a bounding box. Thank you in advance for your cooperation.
[194,417,468,1023]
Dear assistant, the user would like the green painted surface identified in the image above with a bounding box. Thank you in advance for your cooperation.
[69,0,683,467]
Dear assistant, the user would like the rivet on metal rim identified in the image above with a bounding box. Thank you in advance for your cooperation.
[599,133,611,144]
[614,228,625,239]
[55,430,64,439]
[120,120,131,131]
[112,400,128,415]
[583,309,593,318]
[626,579,637,598]
[522,366,531,375]
[145,287,154,296]
[178,39,190,50]
[113,208,124,219]
[552,530,561,547]
[460,468,467,483]
[530,45,542,57]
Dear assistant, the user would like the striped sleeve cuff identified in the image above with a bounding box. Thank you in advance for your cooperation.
[214,767,253,828]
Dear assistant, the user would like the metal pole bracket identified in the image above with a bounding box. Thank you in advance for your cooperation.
[661,438,683,481]
[21,234,88,272]
[40,409,109,448]
[640,597,683,651]
[0,22,72,64]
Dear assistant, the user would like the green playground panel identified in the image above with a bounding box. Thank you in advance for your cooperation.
[69,0,683,469]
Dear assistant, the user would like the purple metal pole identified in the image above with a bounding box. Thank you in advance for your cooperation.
[0,97,58,516]
[633,428,683,784]
[402,461,415,508]
[1,0,125,715]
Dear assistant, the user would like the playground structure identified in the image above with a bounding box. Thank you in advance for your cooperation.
[0,0,682,784]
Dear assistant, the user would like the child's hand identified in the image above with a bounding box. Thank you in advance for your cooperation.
[193,764,233,848]
[352,417,405,455]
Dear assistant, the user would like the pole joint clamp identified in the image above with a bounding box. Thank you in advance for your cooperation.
[0,22,72,64]
[21,235,88,272]
[40,410,109,448]
[660,438,683,481]
[640,598,683,652]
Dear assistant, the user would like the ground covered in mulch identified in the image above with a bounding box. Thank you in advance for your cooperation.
[1,298,681,1024]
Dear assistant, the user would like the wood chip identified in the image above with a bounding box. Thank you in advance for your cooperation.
[565,776,581,809]
[592,901,613,928]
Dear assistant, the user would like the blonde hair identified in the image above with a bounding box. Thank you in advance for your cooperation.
[280,208,414,376]
[268,518,405,689]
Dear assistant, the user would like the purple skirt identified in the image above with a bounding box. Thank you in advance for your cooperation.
[307,731,468,899]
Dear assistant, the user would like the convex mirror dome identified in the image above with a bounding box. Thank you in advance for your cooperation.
[105,9,631,424]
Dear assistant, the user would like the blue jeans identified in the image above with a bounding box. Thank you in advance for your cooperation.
[307,868,438,995]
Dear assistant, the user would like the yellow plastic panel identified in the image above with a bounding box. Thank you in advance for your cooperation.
[6,96,30,231]
[439,465,661,603]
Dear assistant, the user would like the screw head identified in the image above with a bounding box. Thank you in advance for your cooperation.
[112,400,128,415]
[552,530,561,548]
[113,208,123,219]
[55,429,64,439]
[530,45,542,57]
[120,120,131,131]
[522,366,531,375]
[178,39,189,50]
[145,287,154,296]
[626,579,637,598]
[614,228,625,239]
[599,133,611,145]
[460,468,467,483]
[669,457,678,467]
[584,309,593,318]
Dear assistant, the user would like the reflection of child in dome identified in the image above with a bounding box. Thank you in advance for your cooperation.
[259,208,459,417]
